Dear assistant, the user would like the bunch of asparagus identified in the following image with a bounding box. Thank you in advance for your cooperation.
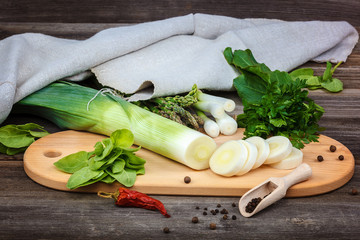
[134,85,237,137]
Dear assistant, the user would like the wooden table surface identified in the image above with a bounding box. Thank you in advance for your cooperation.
[1,1,359,239]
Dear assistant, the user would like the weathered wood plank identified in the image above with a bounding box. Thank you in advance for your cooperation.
[0,160,359,239]
[0,0,359,25]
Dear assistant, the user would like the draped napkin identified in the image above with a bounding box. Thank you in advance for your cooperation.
[0,13,358,123]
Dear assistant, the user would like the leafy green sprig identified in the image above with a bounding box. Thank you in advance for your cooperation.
[54,129,145,189]
[289,61,343,92]
[224,48,325,149]
[0,123,49,155]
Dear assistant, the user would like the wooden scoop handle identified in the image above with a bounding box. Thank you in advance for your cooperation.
[282,163,312,190]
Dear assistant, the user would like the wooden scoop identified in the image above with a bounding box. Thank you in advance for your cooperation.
[239,163,312,217]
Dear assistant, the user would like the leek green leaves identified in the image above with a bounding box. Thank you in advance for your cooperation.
[0,123,49,155]
[54,129,146,189]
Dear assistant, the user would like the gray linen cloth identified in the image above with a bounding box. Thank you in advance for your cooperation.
[0,13,358,123]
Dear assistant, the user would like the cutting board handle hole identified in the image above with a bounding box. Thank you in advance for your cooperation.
[43,151,62,158]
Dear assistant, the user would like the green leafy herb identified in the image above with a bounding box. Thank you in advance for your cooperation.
[290,61,343,92]
[224,48,325,149]
[0,123,49,155]
[54,129,146,189]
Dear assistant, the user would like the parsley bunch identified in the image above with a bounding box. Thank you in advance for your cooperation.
[224,48,324,149]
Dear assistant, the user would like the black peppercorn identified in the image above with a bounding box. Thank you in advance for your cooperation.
[209,223,216,230]
[215,209,219,213]
[223,214,228,220]
[204,207,208,211]
[217,203,221,208]
[195,206,200,210]
[317,155,324,162]
[192,217,199,223]
[184,176,191,183]
[232,202,236,207]
[232,215,237,220]
[203,211,208,216]
[163,227,170,233]
[220,208,228,214]
[330,145,336,152]
[338,155,344,160]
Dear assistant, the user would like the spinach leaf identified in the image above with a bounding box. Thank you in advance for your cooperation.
[101,174,116,184]
[93,138,113,161]
[54,128,145,189]
[111,159,126,173]
[0,123,49,155]
[66,166,102,189]
[106,168,137,188]
[110,129,134,149]
[53,151,88,173]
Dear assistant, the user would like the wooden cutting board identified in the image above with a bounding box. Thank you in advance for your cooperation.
[23,129,354,197]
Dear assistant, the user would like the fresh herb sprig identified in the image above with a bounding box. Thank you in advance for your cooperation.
[0,123,49,155]
[54,129,146,189]
[224,48,325,149]
[289,61,343,92]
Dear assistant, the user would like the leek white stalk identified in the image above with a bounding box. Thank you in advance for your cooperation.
[197,91,236,112]
[15,82,217,170]
[193,101,225,119]
[215,113,238,136]
[196,110,219,138]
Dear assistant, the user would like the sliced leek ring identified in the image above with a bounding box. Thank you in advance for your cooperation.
[270,147,303,170]
[245,136,270,169]
[236,140,258,176]
[264,136,292,164]
[209,140,248,177]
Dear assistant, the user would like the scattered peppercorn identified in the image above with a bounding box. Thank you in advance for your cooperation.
[184,176,191,184]
[209,223,216,230]
[163,227,170,233]
[330,145,337,152]
[215,209,219,213]
[203,211,208,216]
[350,188,358,195]
[220,208,228,214]
[204,207,208,211]
[223,214,228,220]
[211,210,216,215]
[232,215,237,220]
[192,217,199,223]
[232,202,236,207]
[317,155,324,162]
[338,155,344,161]
[217,204,221,208]
[195,206,200,210]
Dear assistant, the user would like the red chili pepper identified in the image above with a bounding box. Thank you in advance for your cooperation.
[98,188,171,218]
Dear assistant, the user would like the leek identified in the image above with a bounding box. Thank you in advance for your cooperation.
[196,110,219,138]
[14,82,217,170]
[197,91,236,112]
